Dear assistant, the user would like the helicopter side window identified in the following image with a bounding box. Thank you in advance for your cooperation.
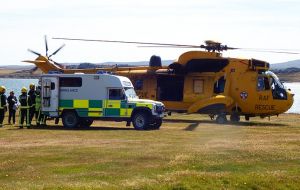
[264,77,270,90]
[214,76,225,94]
[193,79,204,94]
[257,77,265,91]
[257,76,270,91]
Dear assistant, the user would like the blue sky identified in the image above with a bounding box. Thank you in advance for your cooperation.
[1,0,300,65]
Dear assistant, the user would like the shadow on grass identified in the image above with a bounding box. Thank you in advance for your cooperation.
[235,121,288,127]
[7,125,134,131]
[164,118,289,128]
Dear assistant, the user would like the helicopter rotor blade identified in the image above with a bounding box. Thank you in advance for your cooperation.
[48,44,65,58]
[27,49,41,56]
[137,45,200,48]
[45,35,49,57]
[53,37,300,54]
[236,48,300,54]
[53,37,199,47]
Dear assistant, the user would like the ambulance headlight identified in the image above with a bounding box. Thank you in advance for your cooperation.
[154,104,165,114]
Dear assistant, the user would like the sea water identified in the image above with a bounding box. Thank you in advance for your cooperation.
[284,82,300,113]
[0,78,299,113]
[0,78,39,98]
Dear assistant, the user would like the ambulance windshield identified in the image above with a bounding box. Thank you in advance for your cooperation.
[124,87,138,99]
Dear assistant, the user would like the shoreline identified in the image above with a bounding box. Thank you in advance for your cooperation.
[0,75,40,79]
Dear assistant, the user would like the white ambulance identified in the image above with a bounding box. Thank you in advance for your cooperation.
[40,73,165,130]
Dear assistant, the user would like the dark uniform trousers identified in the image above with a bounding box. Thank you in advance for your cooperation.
[28,90,36,123]
[0,93,7,127]
[19,94,31,128]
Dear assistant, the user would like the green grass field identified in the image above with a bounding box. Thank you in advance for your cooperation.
[0,113,300,190]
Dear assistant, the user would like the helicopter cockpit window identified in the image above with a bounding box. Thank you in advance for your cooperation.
[266,71,287,100]
[214,76,226,94]
[257,76,270,91]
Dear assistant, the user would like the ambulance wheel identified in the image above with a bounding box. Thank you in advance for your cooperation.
[216,114,227,124]
[62,111,79,128]
[79,119,93,128]
[132,112,149,130]
[230,113,240,122]
[150,118,162,130]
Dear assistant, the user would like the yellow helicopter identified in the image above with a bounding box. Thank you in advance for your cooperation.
[23,37,295,123]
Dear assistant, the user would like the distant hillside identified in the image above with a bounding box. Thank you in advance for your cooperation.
[64,60,173,69]
[270,59,300,70]
[0,65,34,70]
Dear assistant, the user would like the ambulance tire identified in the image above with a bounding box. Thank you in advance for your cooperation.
[132,111,150,130]
[62,111,79,129]
[79,119,93,128]
[150,118,162,130]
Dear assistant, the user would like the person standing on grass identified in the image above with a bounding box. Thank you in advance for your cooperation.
[7,91,17,125]
[0,86,7,127]
[28,83,36,124]
[19,87,32,129]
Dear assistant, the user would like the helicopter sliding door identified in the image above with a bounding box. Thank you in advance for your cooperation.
[157,75,184,101]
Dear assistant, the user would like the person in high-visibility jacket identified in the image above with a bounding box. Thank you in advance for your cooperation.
[28,83,36,124]
[0,86,7,127]
[35,86,46,126]
[19,87,32,129]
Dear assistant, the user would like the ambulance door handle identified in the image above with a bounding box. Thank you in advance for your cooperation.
[108,105,113,107]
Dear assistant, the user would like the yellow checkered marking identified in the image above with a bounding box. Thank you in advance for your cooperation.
[120,108,133,117]
[74,100,89,108]
[88,112,103,117]
[88,108,102,111]
[104,100,121,108]
[136,103,153,109]
[88,108,103,117]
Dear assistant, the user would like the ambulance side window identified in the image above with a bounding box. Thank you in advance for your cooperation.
[109,89,125,100]
[60,77,82,87]
[51,82,55,90]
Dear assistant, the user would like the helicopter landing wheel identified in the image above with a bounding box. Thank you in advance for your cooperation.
[209,114,215,120]
[245,115,250,121]
[216,114,227,124]
[230,113,240,122]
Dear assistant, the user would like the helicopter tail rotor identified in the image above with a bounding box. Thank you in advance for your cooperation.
[27,49,41,56]
[45,35,49,57]
[26,35,66,73]
[48,43,65,58]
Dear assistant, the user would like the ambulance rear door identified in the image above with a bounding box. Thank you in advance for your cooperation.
[41,76,59,117]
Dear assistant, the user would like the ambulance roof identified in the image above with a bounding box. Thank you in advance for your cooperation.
[41,73,133,88]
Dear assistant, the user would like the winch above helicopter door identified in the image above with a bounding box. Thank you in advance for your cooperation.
[41,76,59,117]
[157,75,184,101]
